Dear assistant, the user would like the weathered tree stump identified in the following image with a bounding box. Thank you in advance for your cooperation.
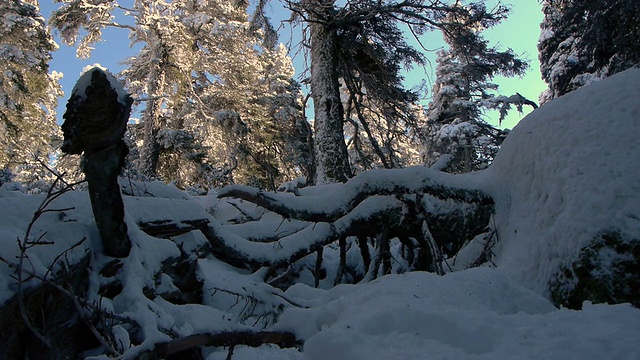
[61,67,133,258]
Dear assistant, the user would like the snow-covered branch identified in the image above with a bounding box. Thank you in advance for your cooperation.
[218,167,493,223]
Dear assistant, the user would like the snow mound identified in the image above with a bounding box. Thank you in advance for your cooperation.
[0,191,96,305]
[486,68,640,295]
[274,268,640,360]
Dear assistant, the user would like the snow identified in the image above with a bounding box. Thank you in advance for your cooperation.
[485,68,640,295]
[0,188,96,305]
[276,269,640,360]
[1,69,639,358]
[71,65,130,105]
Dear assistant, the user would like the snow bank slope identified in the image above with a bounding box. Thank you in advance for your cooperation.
[486,68,640,295]
[273,269,640,360]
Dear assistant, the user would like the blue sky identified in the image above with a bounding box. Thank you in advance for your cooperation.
[39,0,546,129]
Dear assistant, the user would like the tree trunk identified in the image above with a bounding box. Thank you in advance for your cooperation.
[308,4,351,184]
[139,66,166,179]
[60,68,133,258]
[83,141,131,257]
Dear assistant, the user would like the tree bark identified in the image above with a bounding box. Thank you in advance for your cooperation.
[83,141,131,257]
[307,2,351,184]
[61,67,133,258]
[139,66,166,179]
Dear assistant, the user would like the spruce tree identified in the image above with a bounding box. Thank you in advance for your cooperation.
[284,0,527,184]
[162,2,308,190]
[424,3,531,173]
[51,0,190,178]
[51,0,307,189]
[0,0,61,171]
[539,0,640,102]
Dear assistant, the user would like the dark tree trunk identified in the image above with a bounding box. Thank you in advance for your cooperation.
[307,2,351,184]
[83,141,131,257]
[61,67,133,258]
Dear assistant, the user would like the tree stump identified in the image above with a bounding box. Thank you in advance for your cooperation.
[61,67,133,258]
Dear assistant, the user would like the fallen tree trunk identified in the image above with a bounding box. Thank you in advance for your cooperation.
[143,330,302,359]
[197,171,495,281]
[217,167,493,223]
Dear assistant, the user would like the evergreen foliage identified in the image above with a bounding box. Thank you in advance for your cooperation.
[51,0,308,190]
[285,0,530,183]
[539,0,640,102]
[335,5,426,172]
[422,2,530,173]
[0,0,61,172]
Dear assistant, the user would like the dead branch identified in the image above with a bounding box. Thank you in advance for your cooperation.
[201,196,406,278]
[149,330,302,358]
[218,168,493,223]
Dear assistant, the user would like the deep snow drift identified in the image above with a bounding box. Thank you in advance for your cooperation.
[485,68,640,295]
[0,69,639,358]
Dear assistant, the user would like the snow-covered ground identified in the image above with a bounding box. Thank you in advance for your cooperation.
[272,269,640,360]
[486,68,640,296]
[1,69,639,358]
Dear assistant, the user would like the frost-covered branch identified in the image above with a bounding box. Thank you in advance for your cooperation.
[201,196,405,275]
[219,167,493,222]
[211,168,494,279]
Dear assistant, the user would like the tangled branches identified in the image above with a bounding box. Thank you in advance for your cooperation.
[209,167,495,286]
[0,166,496,359]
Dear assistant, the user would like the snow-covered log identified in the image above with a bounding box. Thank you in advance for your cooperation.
[215,169,494,279]
[142,330,301,358]
[218,168,493,223]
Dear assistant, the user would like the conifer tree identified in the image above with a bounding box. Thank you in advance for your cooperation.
[51,0,190,178]
[0,0,61,172]
[159,2,308,190]
[423,2,531,173]
[284,0,526,184]
[51,0,307,189]
[539,0,640,102]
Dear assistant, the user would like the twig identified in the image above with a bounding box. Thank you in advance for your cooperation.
[12,164,82,350]
[43,237,87,280]
[226,344,235,360]
[44,278,119,355]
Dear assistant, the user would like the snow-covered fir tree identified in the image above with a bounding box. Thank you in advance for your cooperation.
[51,0,190,178]
[538,0,640,103]
[423,2,531,173]
[285,0,529,184]
[160,2,308,190]
[51,0,307,190]
[122,0,195,179]
[0,0,62,178]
